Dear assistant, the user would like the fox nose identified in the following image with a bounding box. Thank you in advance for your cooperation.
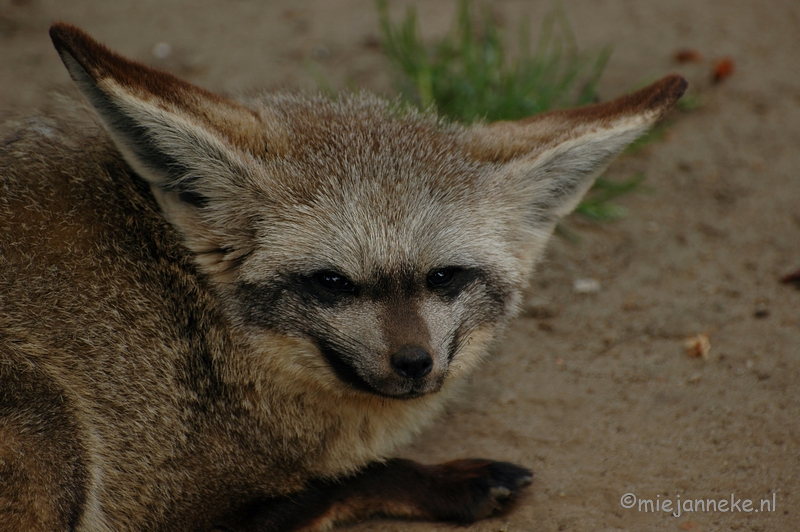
[391,346,433,379]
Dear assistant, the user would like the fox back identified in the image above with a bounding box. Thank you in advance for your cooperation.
[0,23,685,532]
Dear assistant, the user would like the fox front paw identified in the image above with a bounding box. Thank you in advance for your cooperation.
[213,458,532,531]
[426,459,533,523]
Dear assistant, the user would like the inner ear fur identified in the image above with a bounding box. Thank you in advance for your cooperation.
[48,22,283,275]
[465,75,687,221]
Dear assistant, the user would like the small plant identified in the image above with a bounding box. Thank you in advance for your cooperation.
[376,0,610,123]
[376,0,648,224]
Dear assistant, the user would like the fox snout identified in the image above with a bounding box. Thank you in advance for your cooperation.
[370,349,442,399]
[332,306,448,399]
[391,346,433,379]
[375,344,440,399]
[370,294,444,397]
[317,337,446,400]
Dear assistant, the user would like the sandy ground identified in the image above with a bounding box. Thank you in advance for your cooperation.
[2,0,799,530]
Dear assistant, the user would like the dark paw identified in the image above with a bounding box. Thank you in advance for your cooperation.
[429,459,533,523]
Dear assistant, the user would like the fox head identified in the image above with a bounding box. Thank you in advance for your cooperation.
[50,23,685,400]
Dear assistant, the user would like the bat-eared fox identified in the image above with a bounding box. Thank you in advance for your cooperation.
[0,22,685,532]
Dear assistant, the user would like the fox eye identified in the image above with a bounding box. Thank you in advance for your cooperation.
[427,267,460,288]
[313,270,356,293]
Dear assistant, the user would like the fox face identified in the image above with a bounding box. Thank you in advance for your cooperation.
[227,100,527,398]
[49,23,686,401]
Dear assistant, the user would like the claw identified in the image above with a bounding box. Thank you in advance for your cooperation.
[489,486,512,499]
[515,475,533,488]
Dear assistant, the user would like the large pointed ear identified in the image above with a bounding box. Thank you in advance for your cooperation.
[49,23,287,275]
[465,75,687,223]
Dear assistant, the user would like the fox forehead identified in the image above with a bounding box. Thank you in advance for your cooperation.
[246,93,490,206]
[237,94,522,280]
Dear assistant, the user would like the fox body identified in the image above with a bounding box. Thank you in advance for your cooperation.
[0,24,685,532]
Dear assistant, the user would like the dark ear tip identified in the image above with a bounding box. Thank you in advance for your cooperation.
[49,22,96,71]
[49,22,98,83]
[49,22,82,53]
[658,73,688,90]
[637,74,688,116]
[656,73,689,104]
[48,21,69,38]
[49,23,118,85]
